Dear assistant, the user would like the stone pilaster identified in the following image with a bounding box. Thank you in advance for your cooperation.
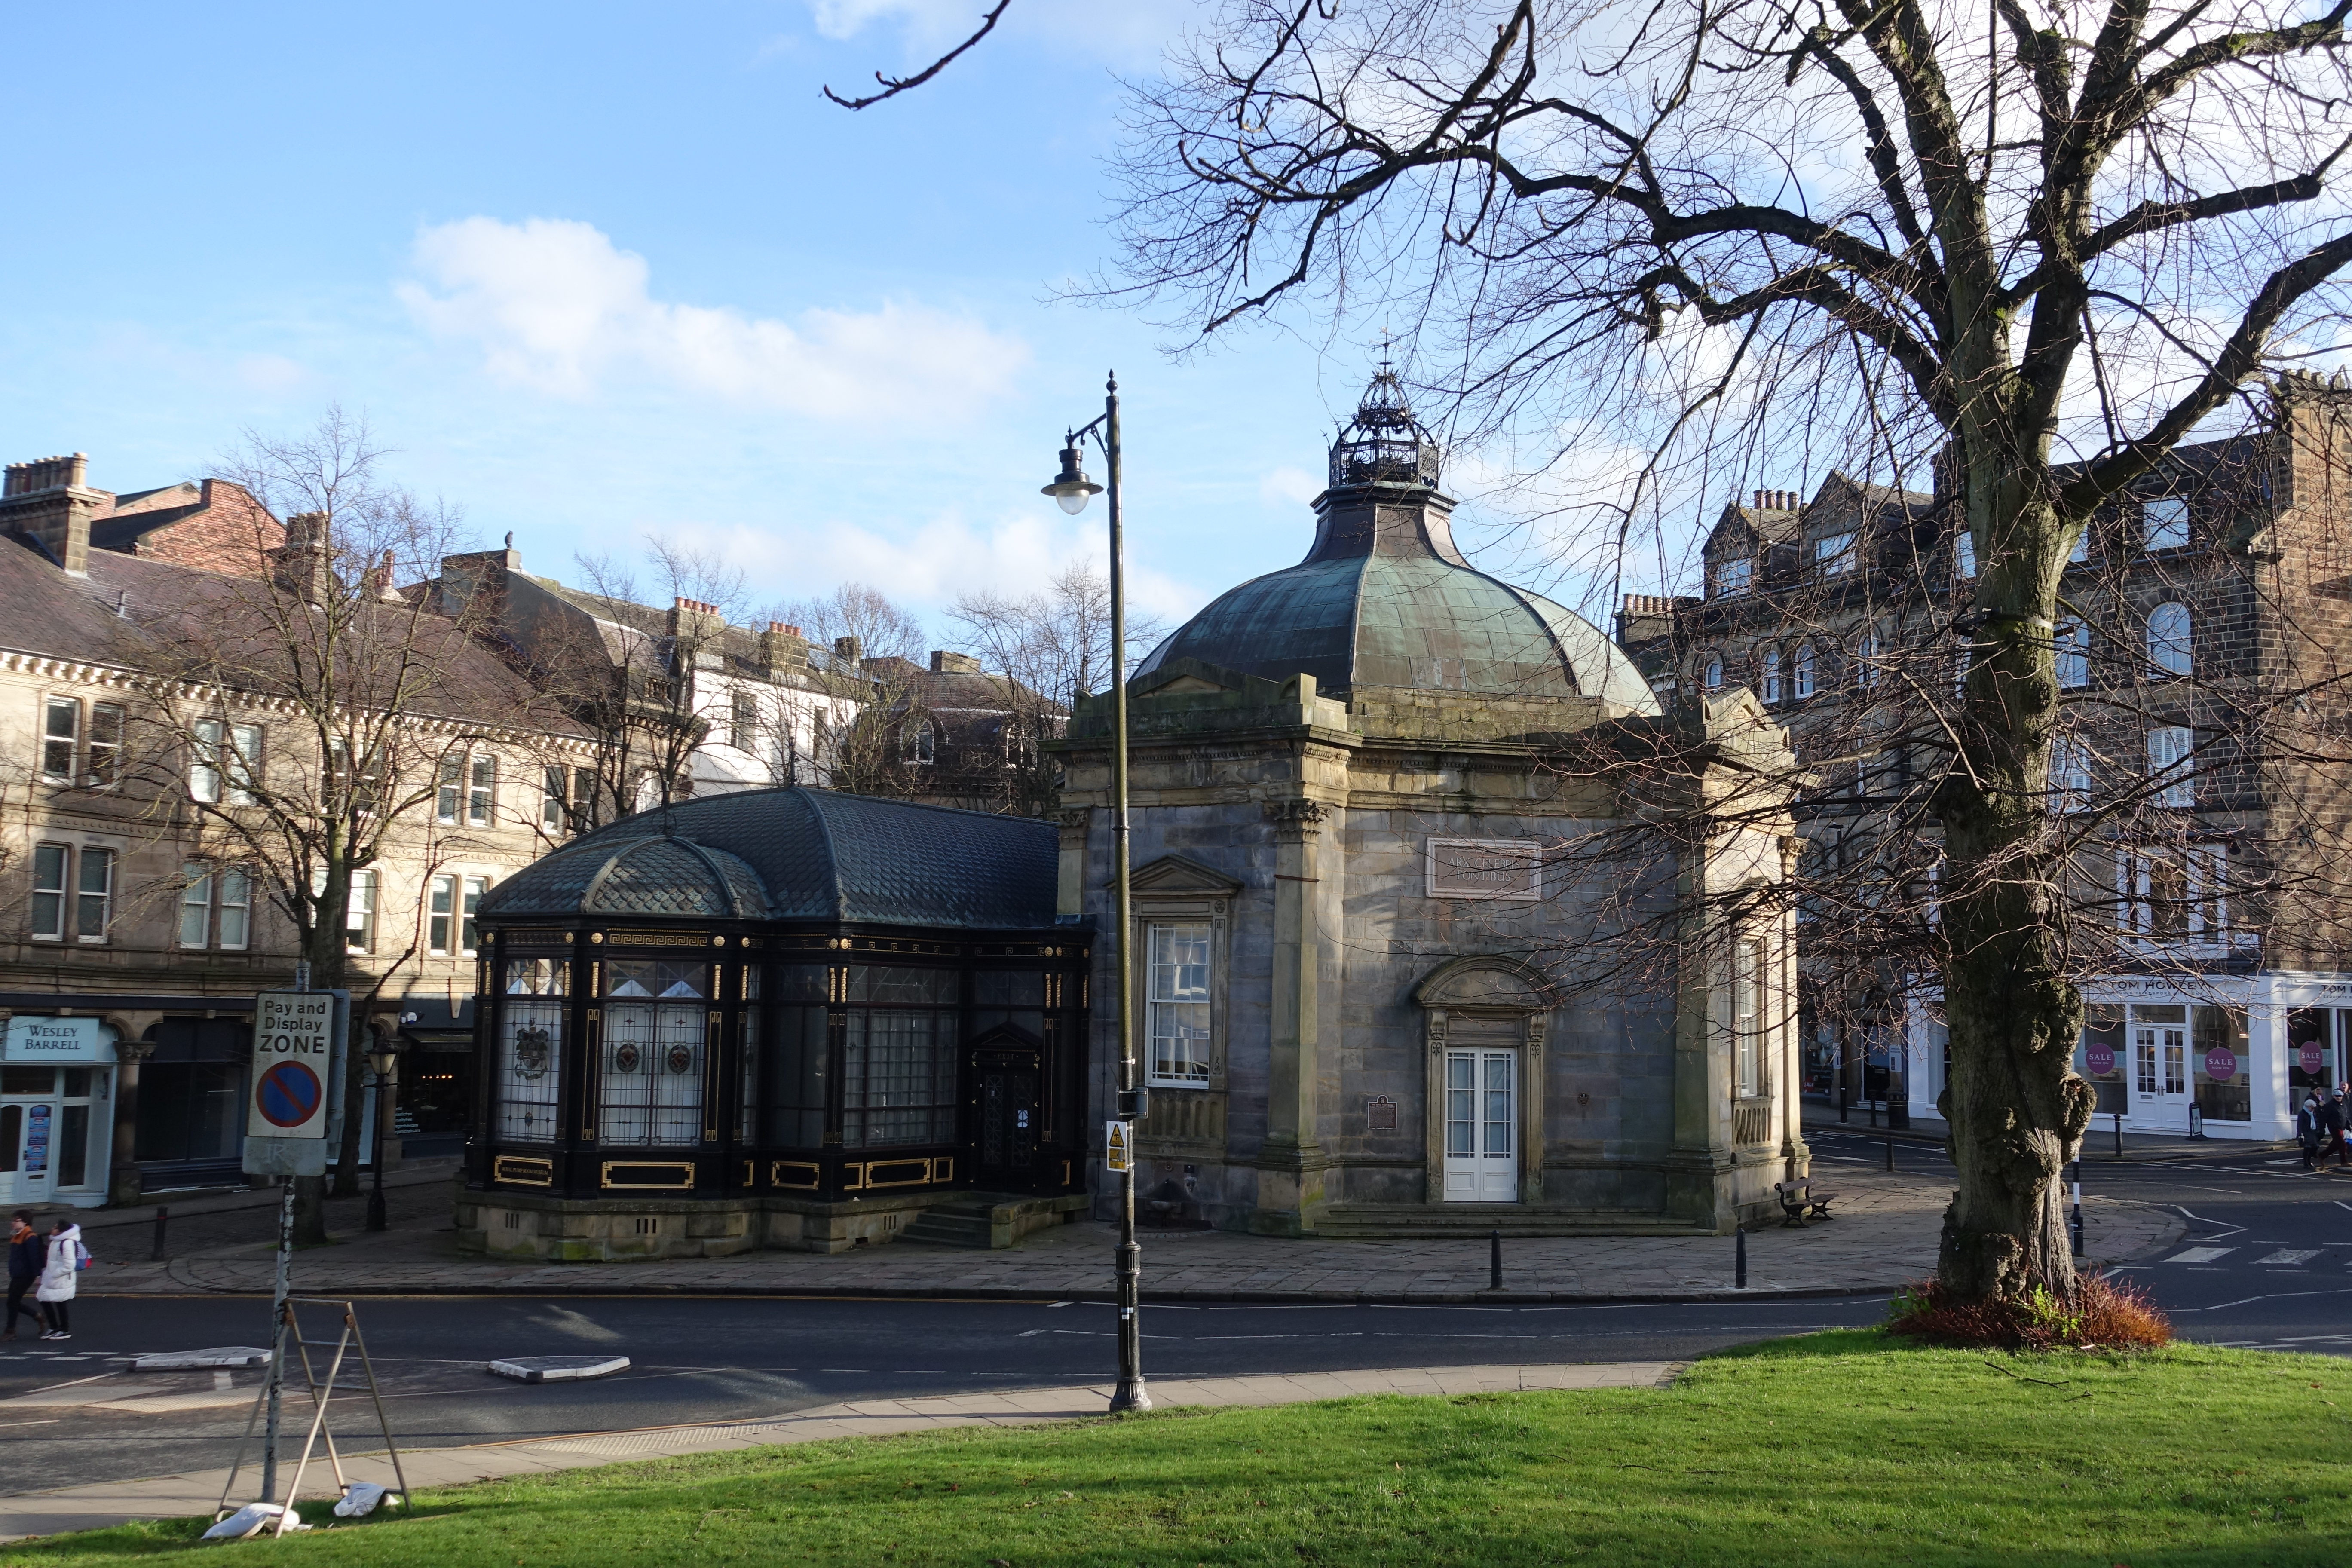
[101,1016,162,1206]
[1254,796,1331,1233]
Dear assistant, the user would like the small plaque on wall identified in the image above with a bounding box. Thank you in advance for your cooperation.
[1365,1094,1398,1131]
[1427,838,1542,900]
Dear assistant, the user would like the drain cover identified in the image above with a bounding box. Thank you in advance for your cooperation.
[487,1355,631,1383]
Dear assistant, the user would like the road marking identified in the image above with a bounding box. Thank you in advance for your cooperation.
[2255,1249,2324,1266]
[2165,1246,2237,1263]
[2174,1207,2248,1238]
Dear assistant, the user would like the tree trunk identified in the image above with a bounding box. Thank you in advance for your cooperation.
[1932,480,2099,1301]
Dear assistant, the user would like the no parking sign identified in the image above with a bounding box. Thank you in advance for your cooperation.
[244,990,347,1176]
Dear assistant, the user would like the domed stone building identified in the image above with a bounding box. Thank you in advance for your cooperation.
[1055,373,1804,1236]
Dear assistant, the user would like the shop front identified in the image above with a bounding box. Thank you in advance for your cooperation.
[0,1017,115,1211]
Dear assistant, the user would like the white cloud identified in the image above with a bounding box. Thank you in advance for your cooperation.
[398,217,1027,422]
[808,0,977,45]
[1258,465,1321,507]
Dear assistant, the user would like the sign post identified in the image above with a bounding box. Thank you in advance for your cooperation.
[242,983,347,1507]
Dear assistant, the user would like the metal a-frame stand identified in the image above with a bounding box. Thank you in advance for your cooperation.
[214,1297,411,1536]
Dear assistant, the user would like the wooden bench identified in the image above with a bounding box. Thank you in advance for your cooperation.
[1773,1179,1836,1227]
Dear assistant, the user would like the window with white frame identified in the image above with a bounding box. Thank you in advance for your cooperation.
[731,691,760,747]
[29,843,68,940]
[436,753,463,822]
[2148,726,2195,807]
[86,701,122,787]
[1793,642,1816,699]
[1854,630,1881,687]
[1715,556,1752,597]
[2049,737,2093,813]
[542,765,600,833]
[346,870,375,953]
[1952,530,1975,580]
[190,718,224,803]
[468,754,494,824]
[178,863,254,951]
[1145,922,1213,1086]
[328,738,382,815]
[462,875,487,953]
[1761,649,1782,704]
[2144,496,2190,551]
[2189,845,2229,941]
[438,750,496,825]
[429,875,456,954]
[1733,936,1766,1097]
[40,698,77,783]
[906,721,936,765]
[2122,847,2218,944]
[76,848,113,943]
[1702,655,1723,690]
[1814,531,1858,575]
[2055,619,2089,689]
[2147,601,2191,677]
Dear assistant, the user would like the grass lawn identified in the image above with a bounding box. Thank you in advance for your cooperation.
[9,1331,2352,1567]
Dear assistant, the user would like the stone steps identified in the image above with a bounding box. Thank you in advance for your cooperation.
[899,1190,1091,1250]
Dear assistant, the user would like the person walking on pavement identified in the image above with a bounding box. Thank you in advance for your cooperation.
[2330,1087,2352,1169]
[4,1212,42,1340]
[34,1217,84,1340]
[2299,1090,2324,1169]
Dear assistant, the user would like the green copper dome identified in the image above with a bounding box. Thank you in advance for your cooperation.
[1136,375,1660,715]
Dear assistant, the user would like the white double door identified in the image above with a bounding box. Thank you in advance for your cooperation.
[1442,1047,1519,1203]
[2132,1018,2191,1131]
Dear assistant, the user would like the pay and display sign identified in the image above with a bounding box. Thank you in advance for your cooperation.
[248,991,335,1140]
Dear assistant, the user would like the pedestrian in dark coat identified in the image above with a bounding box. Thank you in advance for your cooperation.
[2330,1090,2352,1169]
[3,1212,41,1340]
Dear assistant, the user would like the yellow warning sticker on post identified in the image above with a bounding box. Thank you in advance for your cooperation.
[1103,1119,1132,1173]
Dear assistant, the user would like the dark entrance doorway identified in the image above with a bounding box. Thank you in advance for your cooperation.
[971,1027,1042,1189]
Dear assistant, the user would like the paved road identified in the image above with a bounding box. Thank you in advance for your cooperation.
[4,1135,2342,1503]
[0,1292,1889,1497]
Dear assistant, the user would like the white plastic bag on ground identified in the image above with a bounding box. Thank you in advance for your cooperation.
[333,1482,396,1518]
[202,1504,284,1540]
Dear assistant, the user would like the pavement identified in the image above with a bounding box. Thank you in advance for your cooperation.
[0,1359,1678,1541]
[73,1146,2187,1304]
[1800,1103,2299,1162]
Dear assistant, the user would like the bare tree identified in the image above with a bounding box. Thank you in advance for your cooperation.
[127,408,536,1236]
[1097,0,2352,1304]
[943,562,1166,815]
[772,581,931,799]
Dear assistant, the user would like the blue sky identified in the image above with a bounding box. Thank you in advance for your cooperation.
[0,1,1438,635]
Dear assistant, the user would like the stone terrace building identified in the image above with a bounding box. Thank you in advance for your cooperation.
[0,452,595,1208]
[1054,373,1806,1237]
[1615,377,2352,1142]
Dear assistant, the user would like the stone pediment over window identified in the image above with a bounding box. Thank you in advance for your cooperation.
[1129,657,1281,701]
[1126,853,1245,898]
[1413,952,1556,1011]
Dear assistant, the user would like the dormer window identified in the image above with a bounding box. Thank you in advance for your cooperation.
[1714,557,1752,597]
[1814,531,1857,576]
[2144,497,2189,551]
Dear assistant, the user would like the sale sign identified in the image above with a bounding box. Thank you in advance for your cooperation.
[2086,1042,2116,1077]
[248,991,335,1140]
[2300,1042,2326,1077]
[2203,1048,2239,1083]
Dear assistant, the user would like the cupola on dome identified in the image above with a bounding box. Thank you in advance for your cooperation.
[1135,371,1659,714]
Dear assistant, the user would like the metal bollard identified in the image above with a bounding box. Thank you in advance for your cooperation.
[2070,1161,2084,1258]
[1838,1084,1849,1124]
[2113,1109,2124,1158]
[1735,1226,1747,1289]
[150,1205,168,1263]
[1885,1135,1894,1173]
[1489,1228,1502,1291]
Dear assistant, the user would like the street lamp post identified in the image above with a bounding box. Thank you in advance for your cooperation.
[1040,371,1148,1414]
[364,1034,401,1233]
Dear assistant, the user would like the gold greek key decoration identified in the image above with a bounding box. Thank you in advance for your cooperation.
[842,936,958,956]
[505,928,571,948]
[492,1155,554,1188]
[770,1160,821,1189]
[861,1158,933,1189]
[605,930,686,946]
[600,1161,696,1191]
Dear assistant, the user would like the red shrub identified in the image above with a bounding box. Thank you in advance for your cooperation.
[1887,1273,2172,1351]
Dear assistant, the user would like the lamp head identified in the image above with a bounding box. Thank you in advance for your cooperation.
[366,1037,401,1077]
[1041,442,1103,515]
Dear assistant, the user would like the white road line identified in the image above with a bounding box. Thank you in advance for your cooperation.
[2255,1249,2324,1266]
[2165,1246,2237,1264]
[2174,1207,2249,1238]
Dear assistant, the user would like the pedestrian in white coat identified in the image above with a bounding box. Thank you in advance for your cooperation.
[35,1219,83,1340]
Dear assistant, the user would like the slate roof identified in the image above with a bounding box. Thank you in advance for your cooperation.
[0,537,578,735]
[478,785,1061,931]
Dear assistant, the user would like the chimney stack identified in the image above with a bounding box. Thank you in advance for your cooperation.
[668,596,726,643]
[0,452,101,575]
[758,620,808,672]
[929,650,981,675]
[268,511,334,604]
[833,634,863,668]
